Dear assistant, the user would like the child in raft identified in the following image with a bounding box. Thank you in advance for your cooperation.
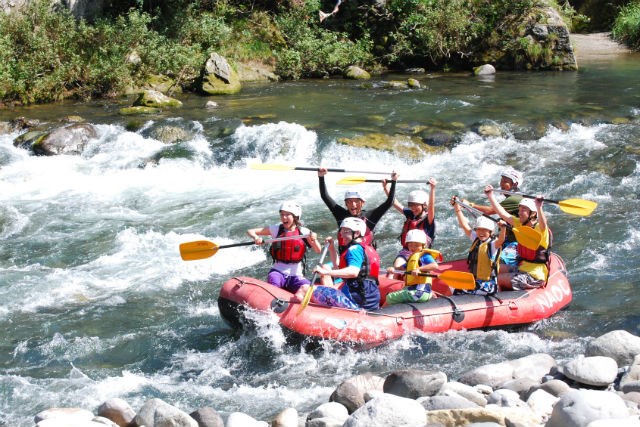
[384,229,440,304]
[452,198,507,295]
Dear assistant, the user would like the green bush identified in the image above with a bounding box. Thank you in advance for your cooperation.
[613,1,640,49]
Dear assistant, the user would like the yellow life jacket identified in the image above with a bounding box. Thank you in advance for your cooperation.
[405,249,441,286]
[467,237,499,281]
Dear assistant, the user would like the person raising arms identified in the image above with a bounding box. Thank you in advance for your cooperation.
[318,167,398,248]
[306,217,381,310]
[247,201,322,295]
[383,178,436,275]
[452,200,507,295]
[484,186,551,291]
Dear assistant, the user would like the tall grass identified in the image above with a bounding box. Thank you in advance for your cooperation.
[613,1,640,49]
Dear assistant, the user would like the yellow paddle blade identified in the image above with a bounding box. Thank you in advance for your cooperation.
[558,198,597,216]
[179,240,219,261]
[336,176,368,185]
[512,226,543,251]
[438,270,476,290]
[249,163,294,171]
[297,285,315,314]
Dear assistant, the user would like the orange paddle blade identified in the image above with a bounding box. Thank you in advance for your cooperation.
[179,240,218,261]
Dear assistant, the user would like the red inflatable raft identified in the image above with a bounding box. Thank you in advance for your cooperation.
[217,253,572,346]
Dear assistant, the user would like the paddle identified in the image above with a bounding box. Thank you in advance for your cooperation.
[297,242,331,314]
[454,199,543,250]
[390,269,476,290]
[337,176,425,185]
[179,234,310,261]
[493,189,597,216]
[249,163,391,175]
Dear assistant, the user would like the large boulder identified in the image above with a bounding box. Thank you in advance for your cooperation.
[546,389,631,427]
[201,52,242,95]
[133,89,182,108]
[586,330,640,366]
[383,369,447,399]
[329,373,385,413]
[559,355,619,387]
[134,398,198,427]
[96,398,136,427]
[343,393,427,427]
[458,353,556,389]
[14,123,97,156]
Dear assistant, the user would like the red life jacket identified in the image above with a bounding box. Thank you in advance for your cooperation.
[337,221,373,248]
[338,241,380,279]
[269,225,307,263]
[400,215,427,247]
[517,225,553,264]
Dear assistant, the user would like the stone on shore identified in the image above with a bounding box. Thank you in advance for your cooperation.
[342,393,426,427]
[329,373,384,413]
[383,369,447,399]
[226,411,269,427]
[96,398,136,427]
[546,389,632,427]
[271,407,298,427]
[189,406,224,427]
[134,398,198,427]
[306,401,349,426]
[586,330,640,366]
[458,353,556,389]
[559,355,619,387]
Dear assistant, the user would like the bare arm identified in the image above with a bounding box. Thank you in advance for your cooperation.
[484,185,514,225]
[247,226,271,244]
[306,231,322,253]
[535,197,547,232]
[427,177,436,224]
[494,220,507,248]
[451,198,472,237]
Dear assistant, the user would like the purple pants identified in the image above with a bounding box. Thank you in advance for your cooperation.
[267,269,310,293]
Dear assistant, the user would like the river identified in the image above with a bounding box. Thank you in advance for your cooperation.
[1,53,640,425]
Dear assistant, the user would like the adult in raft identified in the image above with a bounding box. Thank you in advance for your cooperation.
[318,167,398,248]
[247,201,322,300]
[308,217,381,310]
[462,167,524,266]
[464,168,524,216]
[484,186,551,290]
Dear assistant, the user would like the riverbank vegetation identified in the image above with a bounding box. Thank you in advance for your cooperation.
[613,1,640,49]
[0,0,630,106]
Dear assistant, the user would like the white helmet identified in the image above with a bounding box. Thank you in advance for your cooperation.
[279,200,302,218]
[340,217,367,236]
[344,190,365,202]
[405,229,428,244]
[501,168,524,187]
[407,190,428,205]
[518,197,537,212]
[474,216,496,232]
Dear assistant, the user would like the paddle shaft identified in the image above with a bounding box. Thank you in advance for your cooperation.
[391,269,446,278]
[454,199,513,230]
[340,179,425,184]
[294,166,391,175]
[297,242,331,314]
[492,189,560,204]
[216,234,310,250]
